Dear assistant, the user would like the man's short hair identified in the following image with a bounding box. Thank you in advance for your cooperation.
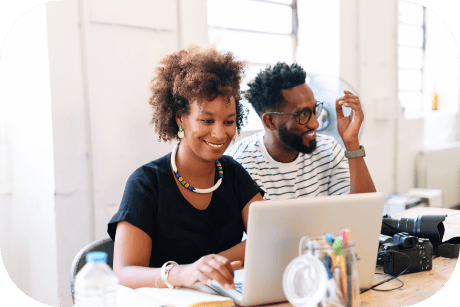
[245,62,306,116]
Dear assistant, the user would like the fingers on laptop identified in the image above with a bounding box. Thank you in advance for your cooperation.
[231,260,242,271]
[196,254,236,289]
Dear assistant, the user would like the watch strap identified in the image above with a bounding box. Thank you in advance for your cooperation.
[345,145,366,159]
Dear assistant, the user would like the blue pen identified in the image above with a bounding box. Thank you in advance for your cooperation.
[322,255,333,280]
[324,233,334,246]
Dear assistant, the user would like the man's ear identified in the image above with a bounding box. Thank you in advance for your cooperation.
[262,113,277,130]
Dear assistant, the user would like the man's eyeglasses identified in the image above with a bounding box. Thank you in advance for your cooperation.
[265,101,324,125]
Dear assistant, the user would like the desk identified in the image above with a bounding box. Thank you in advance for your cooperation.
[266,256,457,307]
[359,256,457,306]
[266,207,459,306]
[110,256,457,307]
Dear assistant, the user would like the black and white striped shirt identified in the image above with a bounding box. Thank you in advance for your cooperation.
[227,132,350,200]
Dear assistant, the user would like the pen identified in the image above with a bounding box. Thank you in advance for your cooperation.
[323,255,333,280]
[339,252,348,305]
[334,236,348,305]
[324,233,334,246]
[334,267,344,303]
[342,229,355,307]
[341,229,351,244]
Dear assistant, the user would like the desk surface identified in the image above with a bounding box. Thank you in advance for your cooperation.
[109,257,457,307]
[110,256,457,307]
[359,256,457,307]
[267,256,457,307]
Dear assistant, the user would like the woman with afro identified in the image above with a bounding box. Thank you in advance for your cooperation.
[107,45,264,290]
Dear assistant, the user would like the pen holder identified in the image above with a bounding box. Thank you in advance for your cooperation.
[283,236,360,307]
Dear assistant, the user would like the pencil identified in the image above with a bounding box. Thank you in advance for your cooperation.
[342,229,356,307]
[339,253,348,304]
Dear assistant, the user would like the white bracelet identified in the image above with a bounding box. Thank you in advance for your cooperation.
[161,261,178,289]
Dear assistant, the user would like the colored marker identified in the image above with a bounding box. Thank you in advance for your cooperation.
[324,233,334,245]
[341,229,355,307]
[341,229,350,244]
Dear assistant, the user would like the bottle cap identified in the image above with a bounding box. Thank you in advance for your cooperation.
[86,251,108,263]
[283,254,327,307]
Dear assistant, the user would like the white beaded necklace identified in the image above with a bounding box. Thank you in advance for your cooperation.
[170,143,223,194]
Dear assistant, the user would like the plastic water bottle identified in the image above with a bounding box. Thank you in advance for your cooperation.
[74,251,118,307]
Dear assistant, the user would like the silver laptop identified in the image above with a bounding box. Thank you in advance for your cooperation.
[211,192,385,306]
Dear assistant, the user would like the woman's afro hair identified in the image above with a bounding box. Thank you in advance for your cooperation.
[148,44,247,142]
[245,62,306,116]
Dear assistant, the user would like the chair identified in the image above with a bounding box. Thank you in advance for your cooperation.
[70,236,114,304]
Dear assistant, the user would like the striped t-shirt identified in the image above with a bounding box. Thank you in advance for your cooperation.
[227,131,350,200]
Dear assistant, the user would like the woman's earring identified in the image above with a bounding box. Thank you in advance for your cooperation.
[178,125,185,139]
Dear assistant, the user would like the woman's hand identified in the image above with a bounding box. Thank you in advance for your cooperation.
[173,254,242,289]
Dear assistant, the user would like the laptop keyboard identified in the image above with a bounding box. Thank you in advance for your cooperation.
[234,282,243,294]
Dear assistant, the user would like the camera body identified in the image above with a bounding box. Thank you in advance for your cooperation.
[378,232,433,276]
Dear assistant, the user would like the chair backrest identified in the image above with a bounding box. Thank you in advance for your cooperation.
[70,237,114,304]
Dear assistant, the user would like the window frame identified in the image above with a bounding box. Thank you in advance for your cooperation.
[207,0,299,131]
[398,0,427,116]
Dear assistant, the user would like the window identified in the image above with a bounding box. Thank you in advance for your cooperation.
[398,0,426,114]
[207,0,298,130]
[398,0,460,117]
[398,0,460,146]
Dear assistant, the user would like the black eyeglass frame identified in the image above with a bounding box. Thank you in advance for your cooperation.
[264,101,324,125]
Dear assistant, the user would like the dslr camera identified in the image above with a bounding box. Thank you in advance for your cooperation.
[378,232,433,276]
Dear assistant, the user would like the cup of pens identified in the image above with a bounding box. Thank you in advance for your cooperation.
[283,230,359,307]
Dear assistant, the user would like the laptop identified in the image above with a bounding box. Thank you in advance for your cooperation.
[210,192,385,306]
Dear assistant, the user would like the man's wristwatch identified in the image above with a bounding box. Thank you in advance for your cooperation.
[345,145,366,159]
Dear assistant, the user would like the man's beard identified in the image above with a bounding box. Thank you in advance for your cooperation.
[278,125,317,154]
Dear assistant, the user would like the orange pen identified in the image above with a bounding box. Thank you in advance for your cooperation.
[339,252,348,304]
[341,229,356,306]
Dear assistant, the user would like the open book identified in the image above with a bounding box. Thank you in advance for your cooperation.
[117,284,234,307]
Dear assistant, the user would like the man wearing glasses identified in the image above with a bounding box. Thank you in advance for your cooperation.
[227,62,376,200]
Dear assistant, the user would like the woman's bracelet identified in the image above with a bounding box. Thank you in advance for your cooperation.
[161,261,178,289]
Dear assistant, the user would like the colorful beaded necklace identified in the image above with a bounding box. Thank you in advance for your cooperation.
[171,143,223,194]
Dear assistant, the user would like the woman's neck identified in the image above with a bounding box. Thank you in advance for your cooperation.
[175,142,215,183]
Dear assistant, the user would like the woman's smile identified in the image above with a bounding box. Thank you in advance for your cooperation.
[204,139,225,149]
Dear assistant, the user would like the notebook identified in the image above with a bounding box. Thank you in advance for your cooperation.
[210,192,386,306]
[117,284,234,307]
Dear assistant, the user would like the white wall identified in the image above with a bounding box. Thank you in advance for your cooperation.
[0,4,59,306]
[422,6,460,147]
[1,1,209,306]
[46,1,93,305]
[45,0,209,305]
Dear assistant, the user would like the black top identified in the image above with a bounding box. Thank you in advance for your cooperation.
[107,153,264,268]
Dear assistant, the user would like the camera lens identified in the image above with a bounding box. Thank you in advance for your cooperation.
[381,215,447,244]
